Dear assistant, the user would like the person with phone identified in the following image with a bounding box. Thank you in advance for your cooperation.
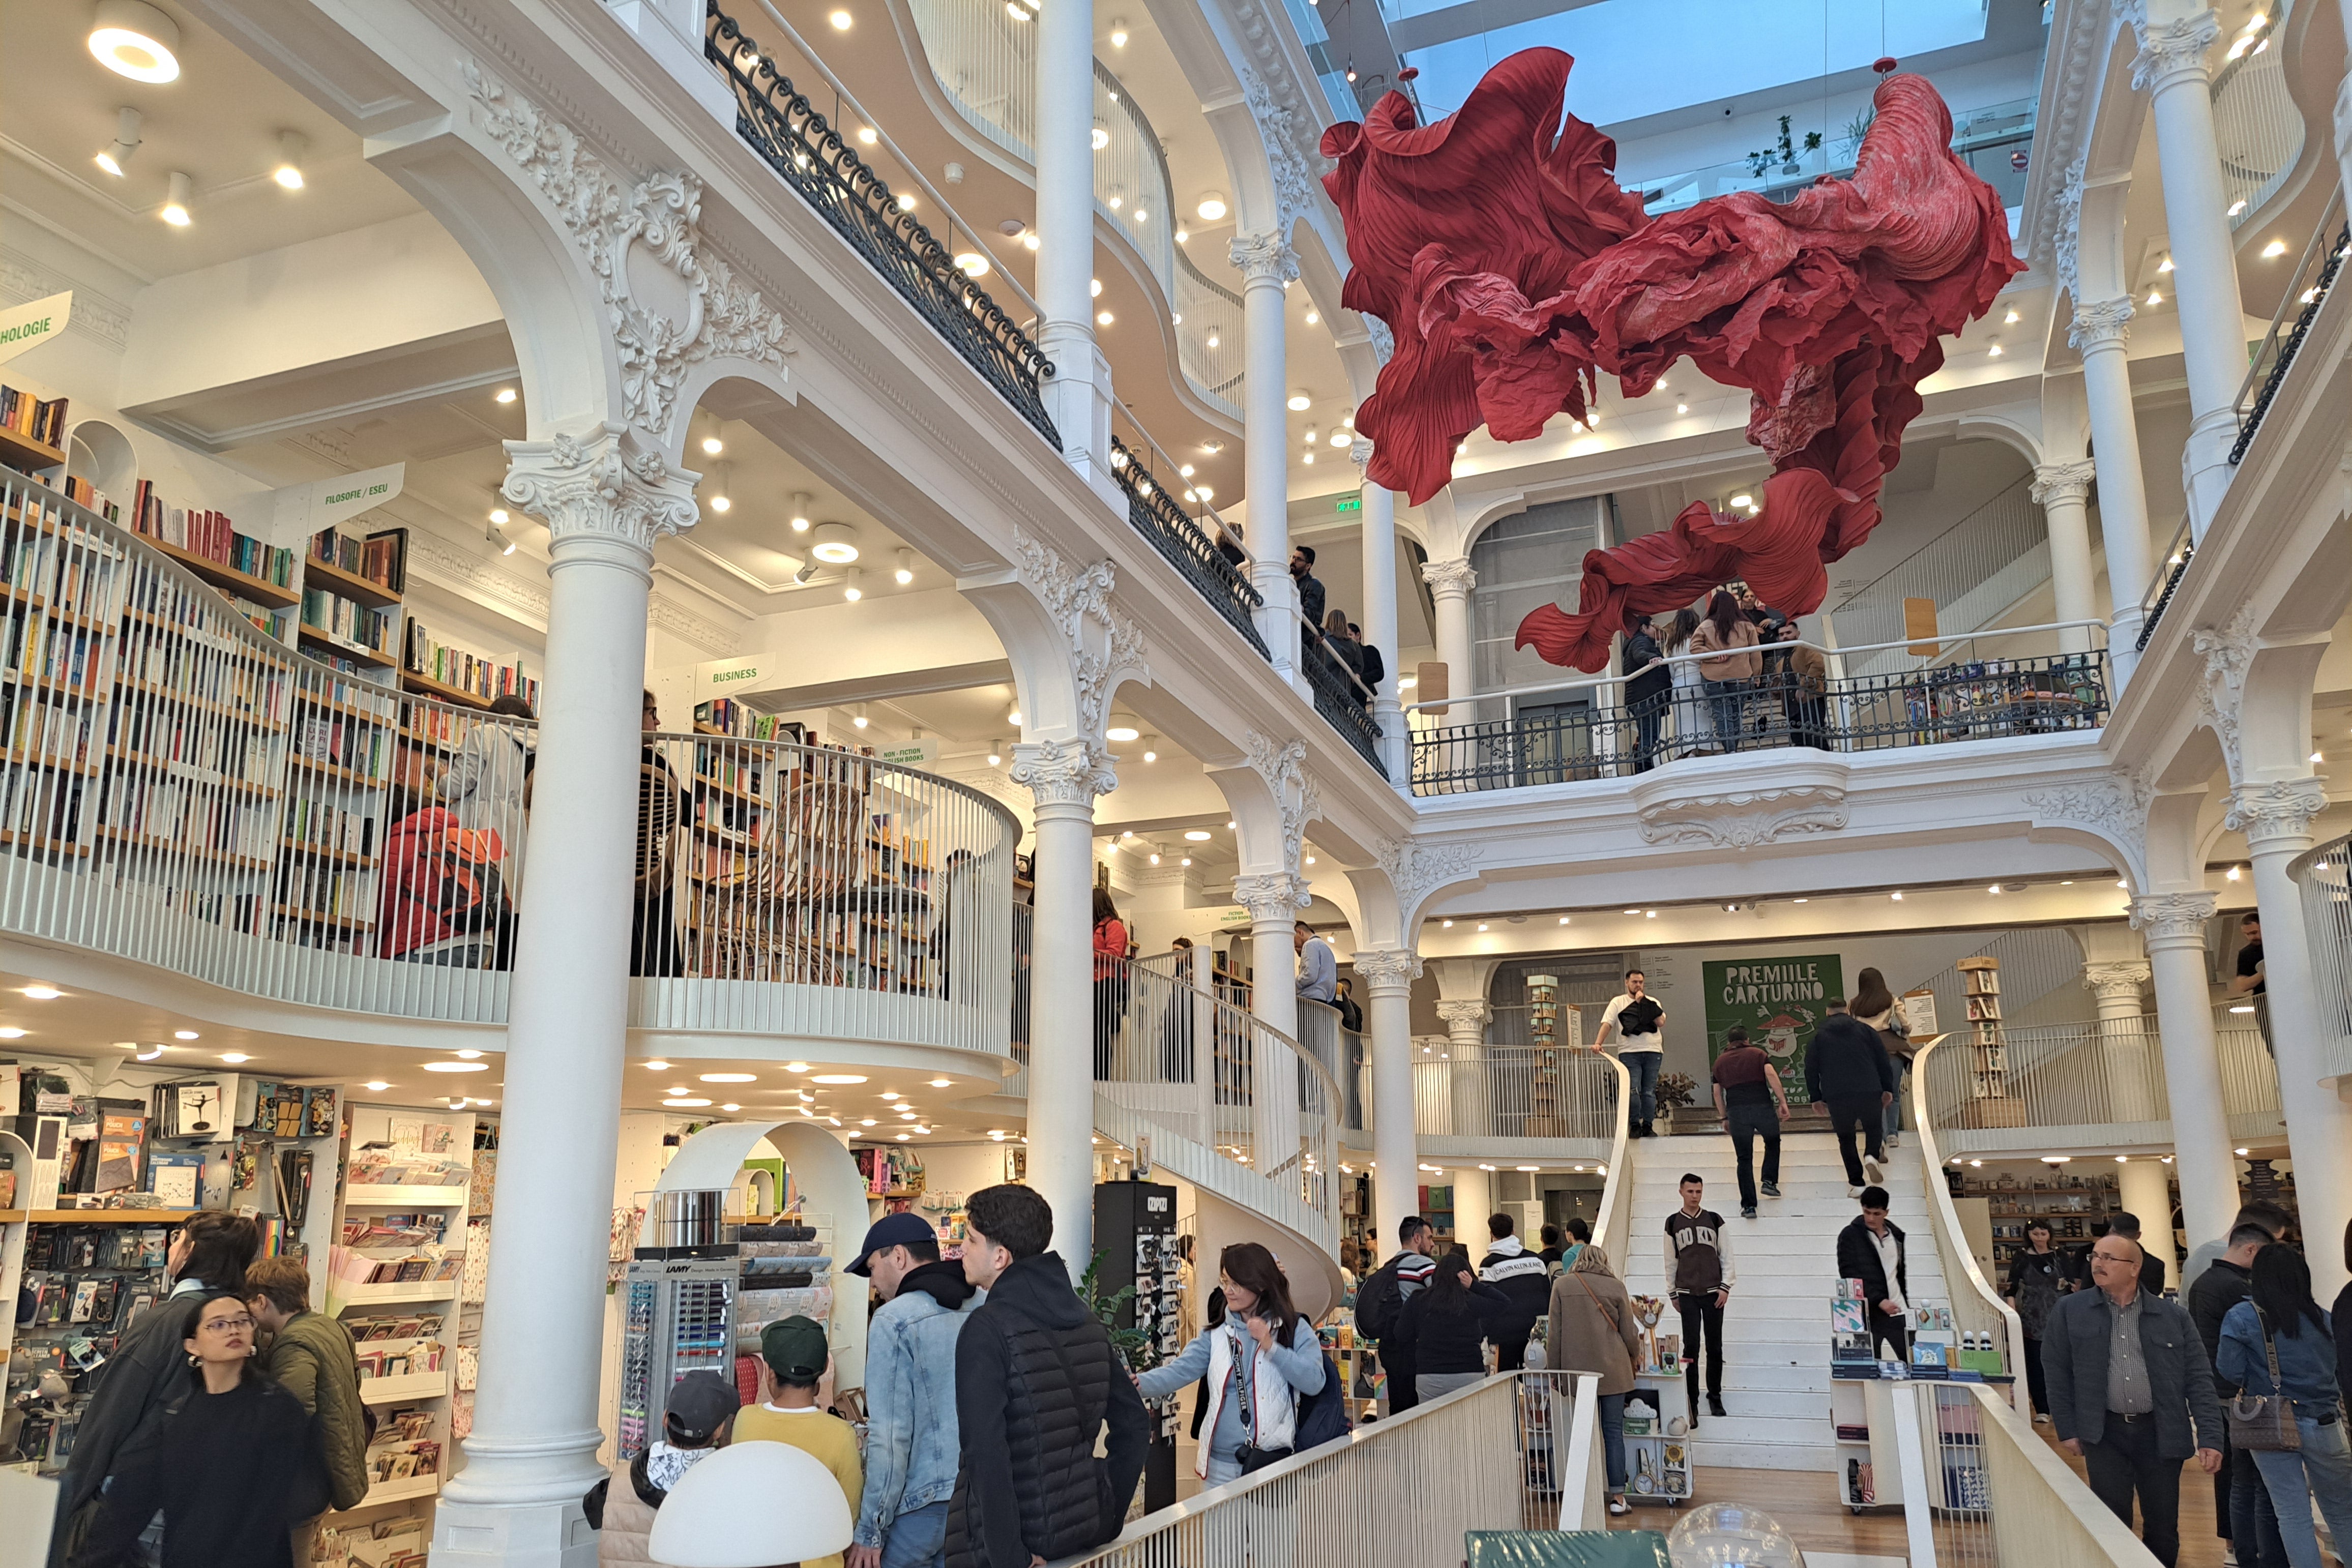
[1137,1242,1326,1483]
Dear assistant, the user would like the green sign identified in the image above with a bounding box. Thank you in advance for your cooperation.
[1334,495,1361,512]
[1701,953,1844,1085]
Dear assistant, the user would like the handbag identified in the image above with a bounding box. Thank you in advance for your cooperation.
[2226,1307,2302,1453]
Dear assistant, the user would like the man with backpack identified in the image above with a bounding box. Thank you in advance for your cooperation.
[1354,1216,1438,1413]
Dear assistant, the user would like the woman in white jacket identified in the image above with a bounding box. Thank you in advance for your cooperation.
[1137,1241,1325,1484]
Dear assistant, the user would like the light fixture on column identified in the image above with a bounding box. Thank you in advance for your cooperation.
[159,171,194,227]
[1196,192,1227,221]
[842,568,864,602]
[89,1,182,81]
[273,131,308,190]
[789,492,812,532]
[93,107,143,176]
[809,522,860,563]
[707,463,732,514]
[894,547,914,585]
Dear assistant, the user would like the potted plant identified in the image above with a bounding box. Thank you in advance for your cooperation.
[1746,116,1825,178]
[1654,1072,1698,1130]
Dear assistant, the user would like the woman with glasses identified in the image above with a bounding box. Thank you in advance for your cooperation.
[70,1294,325,1567]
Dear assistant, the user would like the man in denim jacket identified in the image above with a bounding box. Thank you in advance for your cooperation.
[846,1213,979,1568]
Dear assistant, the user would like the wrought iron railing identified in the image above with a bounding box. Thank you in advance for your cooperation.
[1411,648,2108,796]
[1303,632,1386,776]
[2136,517,2197,652]
[2230,195,2348,466]
[1107,438,1267,659]
[705,3,1060,446]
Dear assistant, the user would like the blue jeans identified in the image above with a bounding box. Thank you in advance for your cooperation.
[1884,1059,1909,1138]
[2251,1411,2352,1568]
[1704,678,1749,753]
[879,1500,950,1568]
[1598,1390,1628,1492]
[1623,1050,1662,1127]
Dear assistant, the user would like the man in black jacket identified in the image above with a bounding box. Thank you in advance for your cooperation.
[945,1185,1148,1568]
[2044,1235,2224,1567]
[1291,547,1326,651]
[1348,623,1386,693]
[1477,1214,1551,1372]
[1622,616,1671,772]
[1804,998,1897,1195]
[1834,1187,1910,1360]
[2187,1220,2287,1568]
[1355,1216,1437,1412]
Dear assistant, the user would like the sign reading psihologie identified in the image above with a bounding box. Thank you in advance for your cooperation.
[1701,953,1844,1084]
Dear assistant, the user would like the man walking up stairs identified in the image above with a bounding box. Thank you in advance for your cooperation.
[1621,1130,1948,1472]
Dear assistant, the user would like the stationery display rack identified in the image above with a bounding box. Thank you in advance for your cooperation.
[1622,1294,1696,1506]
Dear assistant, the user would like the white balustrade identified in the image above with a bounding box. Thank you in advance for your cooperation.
[2294,832,2352,1083]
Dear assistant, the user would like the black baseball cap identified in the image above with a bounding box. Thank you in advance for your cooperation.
[846,1211,937,1276]
[760,1315,830,1382]
[663,1370,740,1444]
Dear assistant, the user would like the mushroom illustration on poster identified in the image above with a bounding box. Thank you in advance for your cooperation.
[1702,955,1844,1085]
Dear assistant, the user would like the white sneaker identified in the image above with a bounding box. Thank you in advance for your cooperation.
[1608,1498,1631,1516]
[1885,1134,1900,1150]
[1863,1157,1884,1184]
[1849,1185,1864,1199]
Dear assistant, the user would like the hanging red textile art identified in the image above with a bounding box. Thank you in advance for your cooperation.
[1321,50,2024,671]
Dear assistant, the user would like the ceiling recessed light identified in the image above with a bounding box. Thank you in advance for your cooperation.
[830,8,852,25]
[721,1103,742,1112]
[1287,391,1312,411]
[812,1073,869,1084]
[173,1029,199,1041]
[1106,726,1141,742]
[495,388,518,404]
[219,1053,251,1064]
[862,1118,878,1127]
[701,1073,756,1083]
[23,986,62,1000]
[1516,1165,1540,1172]
[930,1078,952,1087]
[424,1061,490,1073]
[1196,192,1228,221]
[809,522,860,564]
[0,1027,25,1040]
[364,1080,391,1091]
[272,131,308,190]
[880,1091,900,1101]
[785,1061,811,1072]
[2260,239,2288,258]
[664,1098,714,1108]
[90,2,182,82]
[456,1049,484,1059]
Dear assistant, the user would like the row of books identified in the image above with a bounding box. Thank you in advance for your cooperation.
[3,521,111,615]
[693,700,805,742]
[301,588,396,655]
[10,618,105,696]
[1,383,68,451]
[357,1341,445,1380]
[58,475,111,514]
[276,860,372,921]
[296,713,392,773]
[347,1311,447,1342]
[403,620,538,707]
[127,482,296,589]
[284,796,380,859]
[103,782,281,859]
[310,525,406,593]
[109,706,278,783]
[6,693,93,760]
[117,637,291,717]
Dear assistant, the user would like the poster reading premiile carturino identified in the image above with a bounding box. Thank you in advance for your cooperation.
[1701,955,1845,1083]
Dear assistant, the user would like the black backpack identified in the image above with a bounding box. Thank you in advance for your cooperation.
[1355,1259,1405,1342]
[1293,1352,1352,1451]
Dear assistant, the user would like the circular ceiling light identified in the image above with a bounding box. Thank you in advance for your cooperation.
[954,252,991,278]
[1286,391,1312,411]
[174,1029,199,1041]
[929,1078,952,1087]
[22,986,62,1000]
[700,1072,756,1083]
[364,1080,391,1091]
[809,522,860,564]
[1183,830,1212,841]
[664,1097,713,1108]
[90,2,182,83]
[1195,192,1227,221]
[811,1073,869,1084]
[423,1060,491,1073]
[1106,725,1140,742]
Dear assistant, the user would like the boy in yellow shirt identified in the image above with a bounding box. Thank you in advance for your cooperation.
[731,1316,863,1568]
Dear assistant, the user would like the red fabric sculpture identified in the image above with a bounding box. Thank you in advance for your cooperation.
[1321,51,2024,671]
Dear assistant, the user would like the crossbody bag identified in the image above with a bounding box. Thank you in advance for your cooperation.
[1229,1321,1296,1474]
[2226,1306,2302,1453]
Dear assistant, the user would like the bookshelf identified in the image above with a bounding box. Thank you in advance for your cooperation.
[400,618,538,710]
[0,382,70,477]
[1957,957,2025,1130]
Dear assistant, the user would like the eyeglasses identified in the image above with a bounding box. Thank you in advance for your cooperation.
[201,1315,255,1334]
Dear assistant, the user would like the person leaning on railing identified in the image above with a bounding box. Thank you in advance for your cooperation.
[1689,591,1762,753]
[1620,616,1671,773]
[1773,620,1831,750]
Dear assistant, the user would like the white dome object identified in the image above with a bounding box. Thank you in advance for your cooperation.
[647,1441,854,1566]
[1664,1501,1806,1568]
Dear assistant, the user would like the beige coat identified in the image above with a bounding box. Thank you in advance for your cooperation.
[1545,1269,1643,1397]
[1690,618,1761,681]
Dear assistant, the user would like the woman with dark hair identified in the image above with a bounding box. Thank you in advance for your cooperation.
[1137,1241,1326,1483]
[1321,609,1366,702]
[1850,966,1913,1149]
[50,1213,261,1566]
[1688,590,1762,753]
[70,1292,324,1567]
[2003,1219,2067,1421]
[1392,1247,1511,1404]
[2220,1246,2352,1567]
[1092,885,1129,1078]
[2337,1220,2352,1408]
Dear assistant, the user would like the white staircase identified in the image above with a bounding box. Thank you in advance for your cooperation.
[1621,1131,1947,1472]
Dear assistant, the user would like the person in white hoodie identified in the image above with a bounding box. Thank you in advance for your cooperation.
[1478,1214,1553,1372]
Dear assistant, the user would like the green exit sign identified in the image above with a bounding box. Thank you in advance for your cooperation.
[1334,495,1361,513]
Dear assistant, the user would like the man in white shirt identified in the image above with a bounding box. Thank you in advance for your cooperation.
[1592,968,1667,1137]
[1293,921,1337,1003]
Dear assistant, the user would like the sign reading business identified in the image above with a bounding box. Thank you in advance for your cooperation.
[1701,953,1844,1084]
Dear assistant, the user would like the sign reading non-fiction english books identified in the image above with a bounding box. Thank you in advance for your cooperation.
[1702,953,1844,1084]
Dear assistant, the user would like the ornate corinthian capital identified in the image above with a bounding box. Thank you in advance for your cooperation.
[2224,777,2328,850]
[1350,437,1375,480]
[1353,949,1423,992]
[1228,232,1299,285]
[1008,738,1116,807]
[2068,297,2135,351]
[2032,461,2098,508]
[2129,7,2221,93]
[501,425,700,555]
[2082,962,2153,1002]
[1421,557,1476,596]
[2129,890,2219,946]
[1435,999,1491,1027]
[1231,872,1312,921]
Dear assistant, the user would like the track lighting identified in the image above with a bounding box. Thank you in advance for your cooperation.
[160,171,194,227]
[1110,17,1128,44]
[853,704,870,728]
[94,107,142,177]
[810,522,861,563]
[895,547,914,585]
[707,464,731,514]
[987,739,1004,766]
[843,568,864,602]
[789,492,812,532]
[273,131,309,190]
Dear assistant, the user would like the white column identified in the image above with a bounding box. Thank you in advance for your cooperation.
[2071,300,2157,681]
[2130,8,2246,535]
[434,427,698,1568]
[2229,778,2352,1298]
[2084,962,2158,1125]
[1233,233,1299,677]
[1354,439,1410,784]
[1423,557,1476,709]
[2032,462,2100,656]
[2120,1157,2181,1292]
[1437,999,1491,1139]
[1009,739,1115,1276]
[1033,0,1110,480]
[1233,873,1307,1176]
[1357,950,1423,1249]
[2132,893,2243,1263]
